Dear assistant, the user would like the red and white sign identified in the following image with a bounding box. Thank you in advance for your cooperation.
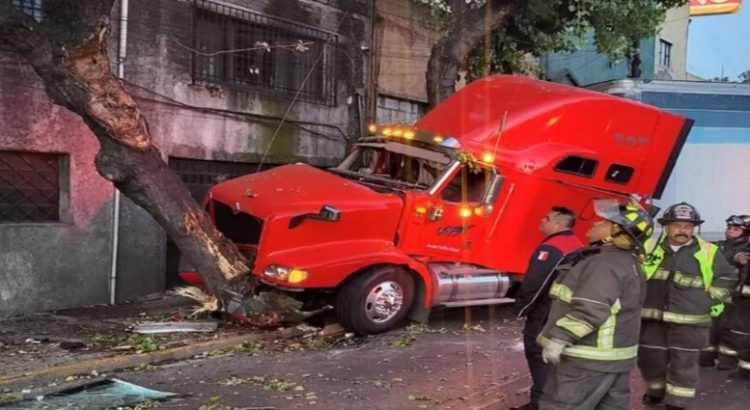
[690,0,742,16]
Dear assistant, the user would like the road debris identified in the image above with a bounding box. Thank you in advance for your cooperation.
[132,321,219,334]
[0,379,176,409]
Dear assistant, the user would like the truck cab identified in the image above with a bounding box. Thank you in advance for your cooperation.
[182,75,692,335]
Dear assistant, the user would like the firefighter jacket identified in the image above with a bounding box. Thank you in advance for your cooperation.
[515,230,583,321]
[641,236,736,325]
[538,244,645,373]
[716,237,749,271]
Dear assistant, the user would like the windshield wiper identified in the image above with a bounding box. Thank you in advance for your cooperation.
[328,168,429,190]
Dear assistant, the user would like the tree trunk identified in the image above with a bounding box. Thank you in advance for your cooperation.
[0,1,251,309]
[425,0,519,108]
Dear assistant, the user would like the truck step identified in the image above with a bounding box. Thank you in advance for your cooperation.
[440,297,515,308]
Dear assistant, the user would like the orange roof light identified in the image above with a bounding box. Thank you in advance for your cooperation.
[367,124,378,134]
[459,207,472,218]
[382,127,393,136]
[404,130,415,140]
[482,153,494,163]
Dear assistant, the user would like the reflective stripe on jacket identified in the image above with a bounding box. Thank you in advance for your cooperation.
[641,236,737,324]
[539,245,645,373]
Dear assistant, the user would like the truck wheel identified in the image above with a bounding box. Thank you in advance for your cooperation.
[336,266,415,335]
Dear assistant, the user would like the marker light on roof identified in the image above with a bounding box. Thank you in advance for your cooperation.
[404,130,415,139]
[367,124,378,134]
[441,137,461,148]
[382,128,393,136]
[482,153,494,163]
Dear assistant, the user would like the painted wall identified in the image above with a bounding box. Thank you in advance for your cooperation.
[543,5,689,86]
[0,62,115,314]
[642,87,750,240]
[653,6,690,81]
[0,0,369,316]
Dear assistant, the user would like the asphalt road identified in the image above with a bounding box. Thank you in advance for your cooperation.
[114,305,749,410]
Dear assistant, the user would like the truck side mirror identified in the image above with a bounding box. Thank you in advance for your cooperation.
[318,205,341,222]
[289,205,341,229]
[482,173,504,211]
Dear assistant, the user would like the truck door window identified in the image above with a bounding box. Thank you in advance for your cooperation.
[554,155,598,178]
[440,167,489,203]
[605,164,634,184]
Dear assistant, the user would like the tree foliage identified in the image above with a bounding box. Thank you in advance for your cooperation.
[415,0,688,106]
[739,69,750,84]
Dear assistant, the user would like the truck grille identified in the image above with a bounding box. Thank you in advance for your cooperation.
[213,200,263,246]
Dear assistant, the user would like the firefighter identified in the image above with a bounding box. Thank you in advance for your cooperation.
[537,199,653,410]
[639,202,737,410]
[512,207,584,410]
[724,215,750,378]
[701,214,750,369]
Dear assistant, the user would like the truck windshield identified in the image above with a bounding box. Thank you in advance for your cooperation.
[332,142,452,190]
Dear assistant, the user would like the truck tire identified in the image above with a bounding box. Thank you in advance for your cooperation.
[336,266,415,335]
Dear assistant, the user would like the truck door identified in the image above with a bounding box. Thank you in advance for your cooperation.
[417,164,494,260]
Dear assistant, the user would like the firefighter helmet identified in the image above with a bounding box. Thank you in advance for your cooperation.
[593,199,655,243]
[657,202,704,226]
[726,214,750,231]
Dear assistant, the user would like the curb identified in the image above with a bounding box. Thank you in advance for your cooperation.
[0,332,272,387]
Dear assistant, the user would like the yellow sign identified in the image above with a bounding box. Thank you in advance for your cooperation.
[690,0,742,16]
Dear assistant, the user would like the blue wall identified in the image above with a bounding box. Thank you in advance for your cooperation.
[543,37,656,86]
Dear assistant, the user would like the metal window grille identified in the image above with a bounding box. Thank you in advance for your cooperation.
[192,0,337,105]
[12,0,43,22]
[169,157,275,201]
[376,95,427,124]
[0,151,62,222]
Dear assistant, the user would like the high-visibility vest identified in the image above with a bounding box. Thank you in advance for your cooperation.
[642,237,724,317]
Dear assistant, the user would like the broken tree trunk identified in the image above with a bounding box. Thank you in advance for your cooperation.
[425,0,519,108]
[0,0,305,323]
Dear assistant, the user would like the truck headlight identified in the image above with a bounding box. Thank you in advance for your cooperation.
[263,264,290,280]
[262,265,308,284]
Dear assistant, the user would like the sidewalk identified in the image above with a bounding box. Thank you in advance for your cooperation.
[0,294,269,390]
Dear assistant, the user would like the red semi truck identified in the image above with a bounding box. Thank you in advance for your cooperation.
[180,75,692,335]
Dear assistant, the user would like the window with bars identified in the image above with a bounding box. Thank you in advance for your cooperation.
[12,0,43,22]
[169,157,276,201]
[0,151,66,223]
[192,0,337,105]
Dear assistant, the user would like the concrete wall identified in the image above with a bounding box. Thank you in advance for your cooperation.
[653,6,690,81]
[376,0,439,103]
[0,62,115,314]
[0,0,369,316]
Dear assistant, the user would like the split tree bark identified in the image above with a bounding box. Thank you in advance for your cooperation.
[0,0,260,315]
[425,0,519,108]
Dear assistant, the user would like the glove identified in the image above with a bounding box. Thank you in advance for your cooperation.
[734,252,749,266]
[540,337,567,365]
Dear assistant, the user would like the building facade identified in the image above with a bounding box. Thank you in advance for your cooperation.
[543,6,690,85]
[0,0,370,315]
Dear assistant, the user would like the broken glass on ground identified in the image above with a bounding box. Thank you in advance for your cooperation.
[0,378,177,409]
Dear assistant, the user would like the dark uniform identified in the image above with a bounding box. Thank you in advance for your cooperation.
[727,259,750,373]
[515,230,583,409]
[639,235,736,408]
[723,215,750,374]
[538,201,653,410]
[538,246,646,410]
[701,234,749,367]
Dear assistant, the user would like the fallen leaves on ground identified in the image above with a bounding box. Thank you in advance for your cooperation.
[390,334,416,348]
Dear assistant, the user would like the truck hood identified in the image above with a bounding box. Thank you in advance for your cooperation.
[209,163,402,217]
